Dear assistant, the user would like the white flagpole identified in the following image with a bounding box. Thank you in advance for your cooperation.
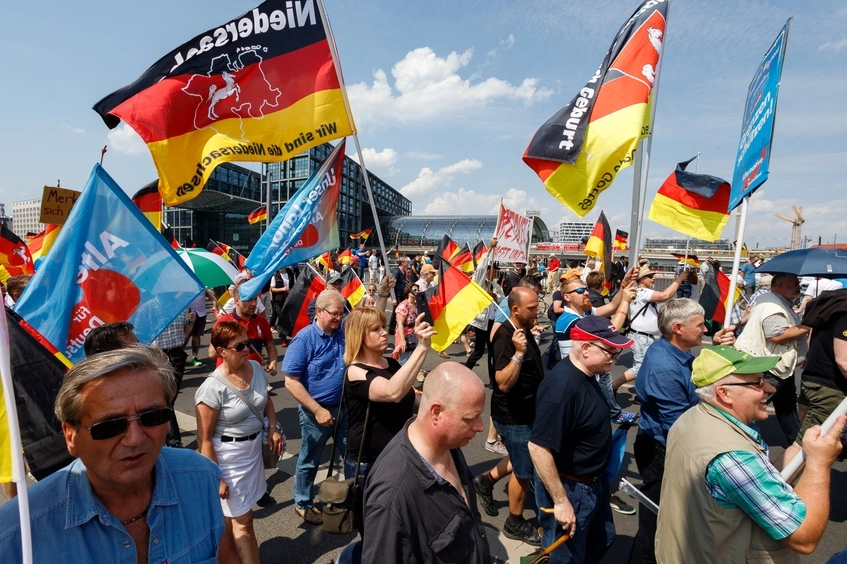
[316,0,395,301]
[725,196,749,320]
[0,311,33,564]
[682,152,700,267]
[781,395,847,481]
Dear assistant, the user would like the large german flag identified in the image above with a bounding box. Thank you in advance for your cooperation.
[28,224,62,262]
[339,269,365,307]
[279,267,324,337]
[0,223,34,276]
[419,258,492,352]
[584,211,613,294]
[523,0,668,217]
[649,157,730,242]
[132,182,162,228]
[248,206,268,225]
[93,0,354,206]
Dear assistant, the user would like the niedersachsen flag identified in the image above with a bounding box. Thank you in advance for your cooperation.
[132,182,162,228]
[248,206,268,225]
[613,229,629,251]
[584,211,613,294]
[0,223,34,276]
[92,0,355,206]
[523,0,668,217]
[648,157,731,242]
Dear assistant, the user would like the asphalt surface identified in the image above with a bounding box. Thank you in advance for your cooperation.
[3,305,847,563]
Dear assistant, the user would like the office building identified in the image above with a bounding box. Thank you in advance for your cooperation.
[558,221,594,244]
[12,199,43,238]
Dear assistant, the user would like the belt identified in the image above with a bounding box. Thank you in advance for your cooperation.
[628,330,656,338]
[219,432,259,442]
[560,472,602,483]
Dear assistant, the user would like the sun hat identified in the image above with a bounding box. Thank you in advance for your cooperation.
[637,268,659,280]
[420,264,436,275]
[691,346,781,388]
[569,315,634,348]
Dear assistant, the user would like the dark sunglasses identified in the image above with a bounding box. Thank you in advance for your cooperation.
[589,341,622,360]
[77,407,172,440]
[228,342,249,352]
[720,377,766,390]
[567,287,588,295]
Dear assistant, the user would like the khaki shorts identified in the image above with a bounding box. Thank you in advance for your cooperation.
[797,380,846,444]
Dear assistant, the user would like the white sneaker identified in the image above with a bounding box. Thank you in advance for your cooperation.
[484,440,508,456]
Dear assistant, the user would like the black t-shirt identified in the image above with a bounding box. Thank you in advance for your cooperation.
[490,323,544,425]
[548,290,563,322]
[345,359,416,463]
[530,356,612,477]
[589,290,608,309]
[503,271,522,296]
[802,313,847,392]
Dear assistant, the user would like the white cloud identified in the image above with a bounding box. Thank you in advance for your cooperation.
[401,159,482,199]
[60,123,86,134]
[350,147,398,175]
[424,187,548,217]
[488,34,516,57]
[347,47,552,126]
[107,123,146,156]
[818,37,847,52]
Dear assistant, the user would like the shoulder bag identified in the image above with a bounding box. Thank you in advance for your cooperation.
[319,367,372,535]
[210,369,283,470]
[620,300,651,336]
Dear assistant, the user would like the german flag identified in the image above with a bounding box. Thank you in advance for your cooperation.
[649,157,731,242]
[161,226,181,249]
[733,240,748,256]
[337,248,352,266]
[419,258,492,352]
[279,267,325,337]
[350,228,372,240]
[699,267,741,324]
[433,234,461,268]
[28,224,62,262]
[248,206,268,225]
[316,251,332,270]
[672,253,701,268]
[340,269,365,307]
[613,229,629,251]
[450,243,475,274]
[523,0,668,217]
[472,241,488,267]
[93,0,354,206]
[0,223,34,276]
[131,182,162,227]
[207,240,234,264]
[584,211,612,294]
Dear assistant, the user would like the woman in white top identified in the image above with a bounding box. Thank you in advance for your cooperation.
[196,320,284,564]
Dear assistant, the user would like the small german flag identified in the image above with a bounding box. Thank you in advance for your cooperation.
[279,267,326,338]
[450,243,475,274]
[584,212,613,294]
[247,206,268,225]
[206,241,234,264]
[434,234,461,268]
[131,182,162,228]
[733,240,748,256]
[337,248,352,266]
[316,252,332,270]
[161,226,181,249]
[472,241,488,267]
[340,269,365,307]
[350,228,373,240]
[699,268,741,324]
[613,229,629,251]
[0,222,34,275]
[672,253,701,268]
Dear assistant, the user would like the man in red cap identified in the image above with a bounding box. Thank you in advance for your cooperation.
[528,315,634,563]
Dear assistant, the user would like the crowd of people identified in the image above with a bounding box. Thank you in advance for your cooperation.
[0,245,845,564]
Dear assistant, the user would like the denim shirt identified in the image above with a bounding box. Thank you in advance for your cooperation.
[634,336,698,445]
[0,448,224,564]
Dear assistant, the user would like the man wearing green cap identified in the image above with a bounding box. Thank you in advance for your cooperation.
[656,346,846,563]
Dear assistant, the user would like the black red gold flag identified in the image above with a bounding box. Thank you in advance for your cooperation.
[672,253,701,268]
[350,228,372,240]
[472,241,488,267]
[131,182,163,228]
[0,223,34,276]
[613,229,629,251]
[248,206,268,225]
[279,267,324,337]
[339,269,365,307]
[583,211,613,294]
[699,267,741,324]
[433,235,461,269]
[28,224,62,262]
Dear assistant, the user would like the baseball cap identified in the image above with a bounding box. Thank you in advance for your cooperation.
[570,316,634,348]
[691,346,781,388]
[328,274,343,284]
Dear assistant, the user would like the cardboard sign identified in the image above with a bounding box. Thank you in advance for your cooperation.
[492,201,532,264]
[40,186,81,225]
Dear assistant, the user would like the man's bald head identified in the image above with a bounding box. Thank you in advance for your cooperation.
[421,362,485,411]
[417,362,486,449]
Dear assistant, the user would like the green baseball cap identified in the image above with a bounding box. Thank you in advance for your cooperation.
[691,346,781,388]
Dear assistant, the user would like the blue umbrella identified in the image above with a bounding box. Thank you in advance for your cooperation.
[755,248,847,279]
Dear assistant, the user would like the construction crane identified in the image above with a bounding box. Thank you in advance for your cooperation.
[774,206,804,250]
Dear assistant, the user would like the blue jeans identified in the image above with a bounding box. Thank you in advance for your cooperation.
[343,455,373,487]
[595,372,622,419]
[535,474,615,564]
[294,404,348,510]
[492,421,534,481]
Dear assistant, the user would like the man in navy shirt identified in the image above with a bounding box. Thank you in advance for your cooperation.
[629,299,735,563]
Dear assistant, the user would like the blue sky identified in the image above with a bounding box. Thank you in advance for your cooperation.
[2,0,845,250]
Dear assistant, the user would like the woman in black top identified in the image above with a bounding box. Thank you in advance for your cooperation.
[343,306,434,483]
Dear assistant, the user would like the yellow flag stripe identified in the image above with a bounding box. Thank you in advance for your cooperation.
[648,192,730,242]
[430,281,491,353]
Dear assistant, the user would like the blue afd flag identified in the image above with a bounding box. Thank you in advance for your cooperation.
[729,20,791,211]
[240,140,345,300]
[14,164,204,363]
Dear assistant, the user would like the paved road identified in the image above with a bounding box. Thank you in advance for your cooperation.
[4,316,846,562]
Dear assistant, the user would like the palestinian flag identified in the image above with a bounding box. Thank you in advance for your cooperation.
[0,223,34,275]
[28,224,62,262]
[93,0,354,206]
[248,206,268,225]
[339,269,365,307]
[433,234,461,268]
[350,228,372,240]
[279,267,324,337]
[584,211,613,294]
[337,248,352,266]
[648,157,731,242]
[523,0,668,217]
[450,243,475,274]
[699,267,741,324]
[472,241,488,267]
[672,253,701,268]
[131,182,162,228]
[419,258,492,352]
[613,229,629,251]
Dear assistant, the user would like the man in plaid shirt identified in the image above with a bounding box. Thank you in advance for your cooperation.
[656,346,846,562]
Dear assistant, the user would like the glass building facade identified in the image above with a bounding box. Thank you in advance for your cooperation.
[386,215,551,251]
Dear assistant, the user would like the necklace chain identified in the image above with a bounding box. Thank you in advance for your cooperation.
[121,505,150,525]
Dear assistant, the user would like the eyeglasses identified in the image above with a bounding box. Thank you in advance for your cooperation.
[228,342,248,352]
[720,377,767,390]
[567,287,588,295]
[321,309,343,319]
[76,408,173,440]
[589,342,622,360]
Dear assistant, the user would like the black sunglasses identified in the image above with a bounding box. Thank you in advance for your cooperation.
[720,377,766,390]
[77,407,173,440]
[589,341,622,360]
[228,342,249,352]
[567,287,588,295]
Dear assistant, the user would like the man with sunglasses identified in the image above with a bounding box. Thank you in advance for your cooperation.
[0,346,238,563]
[529,315,634,563]
[657,346,846,563]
